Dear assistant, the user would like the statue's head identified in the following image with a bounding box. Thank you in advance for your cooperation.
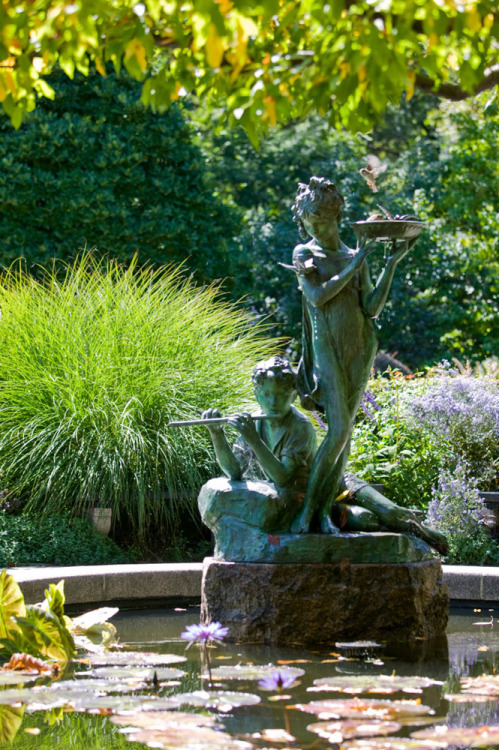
[252,356,297,417]
[291,176,344,240]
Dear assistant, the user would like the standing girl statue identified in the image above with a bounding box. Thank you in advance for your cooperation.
[290,176,415,534]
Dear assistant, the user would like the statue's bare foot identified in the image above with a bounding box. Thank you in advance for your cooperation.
[290,509,312,534]
[320,512,341,535]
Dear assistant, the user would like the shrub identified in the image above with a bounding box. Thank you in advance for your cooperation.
[407,372,499,492]
[0,256,275,546]
[0,68,239,286]
[349,374,445,509]
[350,369,499,513]
[0,513,130,567]
[425,464,499,566]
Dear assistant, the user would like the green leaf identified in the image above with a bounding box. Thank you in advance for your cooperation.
[17,604,75,662]
[33,79,55,100]
[0,571,26,640]
[43,581,66,622]
[0,705,24,744]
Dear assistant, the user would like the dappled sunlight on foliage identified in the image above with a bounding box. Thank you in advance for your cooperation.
[0,255,276,545]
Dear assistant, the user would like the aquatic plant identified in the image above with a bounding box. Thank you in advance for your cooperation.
[180,622,229,648]
[0,572,117,665]
[258,670,298,692]
[181,621,228,686]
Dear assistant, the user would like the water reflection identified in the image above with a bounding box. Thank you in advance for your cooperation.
[5,606,499,748]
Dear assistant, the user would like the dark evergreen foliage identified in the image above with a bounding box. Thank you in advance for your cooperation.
[0,68,239,285]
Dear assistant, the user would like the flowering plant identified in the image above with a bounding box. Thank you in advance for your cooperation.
[408,373,499,492]
[180,622,229,648]
[181,621,228,686]
[425,463,499,565]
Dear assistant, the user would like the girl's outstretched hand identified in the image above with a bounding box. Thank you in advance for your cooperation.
[356,234,378,261]
[387,236,418,263]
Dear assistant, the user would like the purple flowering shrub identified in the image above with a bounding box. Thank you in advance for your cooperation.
[350,369,499,562]
[425,463,499,565]
[408,374,499,492]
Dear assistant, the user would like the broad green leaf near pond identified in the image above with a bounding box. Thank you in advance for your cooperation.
[0,705,24,745]
[0,570,26,640]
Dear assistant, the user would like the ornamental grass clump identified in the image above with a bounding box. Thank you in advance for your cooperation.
[0,256,275,544]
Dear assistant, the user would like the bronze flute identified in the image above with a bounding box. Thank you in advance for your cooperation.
[168,414,273,428]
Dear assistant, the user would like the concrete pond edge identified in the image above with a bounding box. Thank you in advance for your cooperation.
[5,562,499,610]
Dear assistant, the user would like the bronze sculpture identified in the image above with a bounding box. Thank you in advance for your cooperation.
[289,176,417,534]
[194,176,447,559]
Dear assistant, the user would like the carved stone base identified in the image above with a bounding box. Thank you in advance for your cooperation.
[201,557,449,646]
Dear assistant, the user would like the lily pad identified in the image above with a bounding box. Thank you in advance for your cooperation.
[112,711,217,729]
[311,675,443,695]
[208,664,305,681]
[69,695,181,714]
[112,711,253,749]
[86,651,187,667]
[460,675,499,696]
[412,724,499,747]
[82,667,186,681]
[174,690,261,711]
[307,719,401,741]
[252,728,296,742]
[0,672,40,686]
[291,699,434,721]
[341,739,444,750]
[71,607,119,633]
[122,726,252,749]
[0,687,74,710]
[444,693,497,703]
[50,678,149,693]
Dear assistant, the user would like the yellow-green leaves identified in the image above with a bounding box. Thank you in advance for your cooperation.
[0,570,26,640]
[0,573,75,663]
[0,0,498,131]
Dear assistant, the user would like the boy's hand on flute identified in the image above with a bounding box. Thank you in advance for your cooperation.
[201,408,224,435]
[227,412,258,444]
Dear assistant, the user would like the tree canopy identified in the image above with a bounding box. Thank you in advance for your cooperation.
[0,1,497,136]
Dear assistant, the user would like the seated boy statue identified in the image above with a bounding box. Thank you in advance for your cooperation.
[198,356,317,535]
[197,355,447,556]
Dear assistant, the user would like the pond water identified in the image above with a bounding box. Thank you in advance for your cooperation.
[5,605,499,749]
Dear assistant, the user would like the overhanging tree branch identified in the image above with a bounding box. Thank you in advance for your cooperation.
[415,67,499,101]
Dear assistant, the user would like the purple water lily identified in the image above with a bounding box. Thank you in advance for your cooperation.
[181,621,229,648]
[258,670,298,692]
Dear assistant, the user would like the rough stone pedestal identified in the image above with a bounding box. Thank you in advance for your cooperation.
[201,557,449,646]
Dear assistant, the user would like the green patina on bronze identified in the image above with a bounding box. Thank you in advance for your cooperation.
[196,177,448,562]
